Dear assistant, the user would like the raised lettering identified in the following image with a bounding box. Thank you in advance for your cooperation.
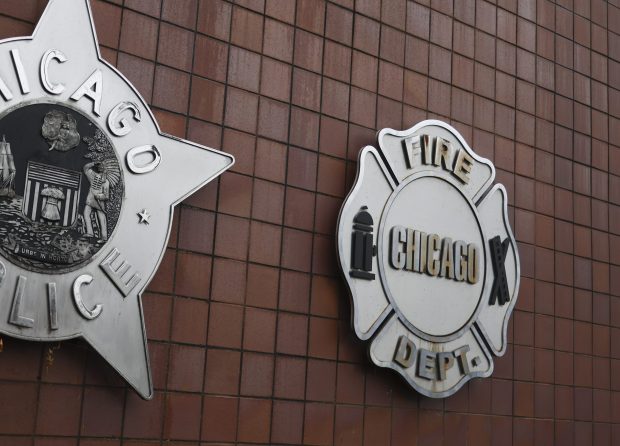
[426,234,440,276]
[108,101,141,136]
[393,335,416,368]
[47,283,58,330]
[40,49,67,95]
[126,145,161,174]
[390,226,406,269]
[437,351,455,381]
[421,134,432,164]
[467,244,479,284]
[453,240,467,282]
[433,137,453,170]
[453,149,474,184]
[439,237,454,279]
[70,69,103,116]
[403,136,421,169]
[73,274,102,320]
[454,345,471,374]
[10,49,30,94]
[100,248,141,297]
[417,349,436,380]
[9,276,34,328]
[0,75,13,101]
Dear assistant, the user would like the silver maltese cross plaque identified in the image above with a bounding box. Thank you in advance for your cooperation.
[338,121,519,398]
[0,0,234,398]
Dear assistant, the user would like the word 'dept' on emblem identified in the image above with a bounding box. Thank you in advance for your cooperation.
[337,120,519,398]
[0,0,234,399]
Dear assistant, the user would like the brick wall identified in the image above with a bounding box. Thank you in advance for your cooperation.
[0,0,619,444]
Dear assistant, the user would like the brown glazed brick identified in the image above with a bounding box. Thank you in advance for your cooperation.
[157,23,194,71]
[237,398,272,443]
[202,396,238,442]
[81,387,124,437]
[170,297,209,345]
[142,294,172,341]
[306,358,336,401]
[274,356,306,399]
[123,392,165,438]
[272,400,304,444]
[153,66,190,114]
[120,10,159,60]
[240,352,274,397]
[326,3,353,45]
[260,59,292,103]
[294,30,324,73]
[276,313,309,356]
[246,264,279,309]
[335,405,364,445]
[163,392,201,440]
[167,344,205,392]
[207,302,244,349]
[211,259,246,304]
[242,307,276,353]
[204,348,241,395]
[174,251,212,299]
[214,214,250,260]
[162,0,197,29]
[125,0,160,17]
[117,53,155,101]
[35,384,82,436]
[279,269,310,313]
[304,403,335,445]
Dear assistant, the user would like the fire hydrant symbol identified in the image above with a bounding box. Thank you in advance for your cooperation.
[350,206,376,280]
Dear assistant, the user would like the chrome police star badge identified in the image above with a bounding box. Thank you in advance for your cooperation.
[338,120,519,398]
[0,0,233,398]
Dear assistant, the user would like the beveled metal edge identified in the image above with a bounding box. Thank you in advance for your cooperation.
[336,145,395,341]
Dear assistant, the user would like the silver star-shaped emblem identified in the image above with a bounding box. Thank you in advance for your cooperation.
[137,209,151,224]
[0,0,233,399]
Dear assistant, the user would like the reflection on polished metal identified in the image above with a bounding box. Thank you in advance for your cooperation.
[337,120,520,398]
[0,0,234,399]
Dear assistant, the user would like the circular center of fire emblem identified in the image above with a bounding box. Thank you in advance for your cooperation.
[338,120,520,398]
[380,174,485,340]
[0,103,123,273]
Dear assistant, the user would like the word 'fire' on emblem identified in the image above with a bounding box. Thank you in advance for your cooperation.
[0,0,234,399]
[337,120,519,398]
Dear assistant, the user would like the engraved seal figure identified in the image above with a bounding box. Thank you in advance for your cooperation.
[42,110,81,152]
[40,186,65,223]
[83,161,110,240]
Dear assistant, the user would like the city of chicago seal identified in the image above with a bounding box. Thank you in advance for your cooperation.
[0,0,234,398]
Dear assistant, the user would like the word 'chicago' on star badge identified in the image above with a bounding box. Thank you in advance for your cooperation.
[0,0,233,398]
[337,120,519,398]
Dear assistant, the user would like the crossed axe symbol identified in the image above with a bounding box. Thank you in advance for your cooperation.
[489,236,510,306]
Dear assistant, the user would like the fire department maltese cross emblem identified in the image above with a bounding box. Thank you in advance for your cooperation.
[0,0,233,398]
[338,121,519,398]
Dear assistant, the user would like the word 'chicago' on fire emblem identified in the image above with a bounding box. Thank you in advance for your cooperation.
[0,0,233,398]
[337,120,519,398]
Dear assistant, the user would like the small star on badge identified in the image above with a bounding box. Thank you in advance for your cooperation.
[137,209,151,224]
